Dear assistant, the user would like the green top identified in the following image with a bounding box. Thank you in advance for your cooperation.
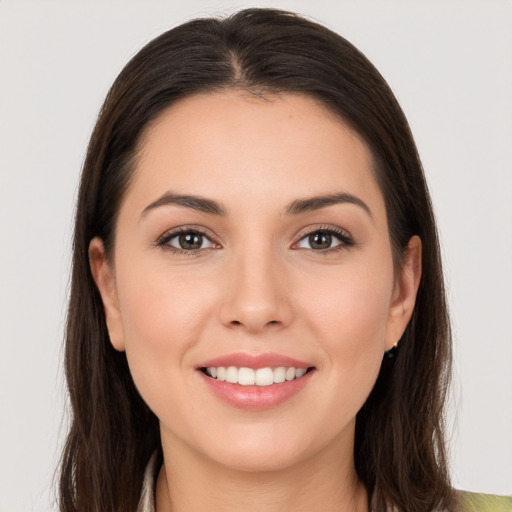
[457,491,512,512]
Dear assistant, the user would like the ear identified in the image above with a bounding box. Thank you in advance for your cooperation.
[88,237,125,352]
[385,235,422,350]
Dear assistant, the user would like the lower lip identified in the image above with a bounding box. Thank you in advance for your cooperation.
[198,369,315,410]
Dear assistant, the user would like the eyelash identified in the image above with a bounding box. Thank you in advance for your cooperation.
[293,226,354,253]
[157,226,219,256]
[156,225,354,255]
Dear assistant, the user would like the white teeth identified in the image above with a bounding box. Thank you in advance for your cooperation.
[255,368,274,386]
[226,366,238,383]
[216,367,226,382]
[204,366,309,386]
[285,367,296,381]
[273,367,286,383]
[238,367,255,386]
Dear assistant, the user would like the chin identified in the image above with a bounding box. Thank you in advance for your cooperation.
[194,424,321,473]
[210,445,307,473]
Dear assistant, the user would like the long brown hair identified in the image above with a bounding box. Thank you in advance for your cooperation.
[60,8,454,512]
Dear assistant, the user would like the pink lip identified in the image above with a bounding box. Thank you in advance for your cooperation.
[197,352,313,370]
[196,352,316,411]
[198,369,315,410]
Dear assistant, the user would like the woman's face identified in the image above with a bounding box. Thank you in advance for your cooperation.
[91,91,420,472]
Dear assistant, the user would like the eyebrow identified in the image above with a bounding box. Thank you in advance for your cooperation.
[140,191,373,221]
[140,192,227,219]
[285,192,373,220]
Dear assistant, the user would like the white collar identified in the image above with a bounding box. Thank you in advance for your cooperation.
[137,452,158,512]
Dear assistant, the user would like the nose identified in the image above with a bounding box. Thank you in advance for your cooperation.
[218,244,293,334]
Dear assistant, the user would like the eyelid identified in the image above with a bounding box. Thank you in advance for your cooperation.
[156,224,353,254]
[292,225,354,251]
[156,225,221,251]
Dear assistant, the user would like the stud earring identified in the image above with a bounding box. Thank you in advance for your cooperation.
[385,342,399,359]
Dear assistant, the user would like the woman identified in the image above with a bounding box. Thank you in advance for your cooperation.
[58,8,511,512]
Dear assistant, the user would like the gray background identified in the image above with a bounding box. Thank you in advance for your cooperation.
[1,1,511,510]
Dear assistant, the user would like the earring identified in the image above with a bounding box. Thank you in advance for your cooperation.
[385,342,399,359]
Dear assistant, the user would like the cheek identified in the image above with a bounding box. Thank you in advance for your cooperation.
[117,257,219,341]
[300,261,394,403]
[305,263,393,347]
[114,262,218,408]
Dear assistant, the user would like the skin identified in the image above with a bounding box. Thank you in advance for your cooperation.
[90,91,421,512]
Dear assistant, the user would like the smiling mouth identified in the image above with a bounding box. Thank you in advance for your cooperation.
[200,366,315,386]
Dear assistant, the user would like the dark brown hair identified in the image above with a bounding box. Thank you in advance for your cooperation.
[60,8,453,512]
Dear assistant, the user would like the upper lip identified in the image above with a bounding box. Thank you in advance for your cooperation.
[197,352,314,370]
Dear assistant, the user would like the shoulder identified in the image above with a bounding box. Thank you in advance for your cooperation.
[455,490,512,512]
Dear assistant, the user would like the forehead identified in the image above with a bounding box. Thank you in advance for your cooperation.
[125,91,385,219]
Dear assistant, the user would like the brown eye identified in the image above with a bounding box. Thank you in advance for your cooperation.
[296,229,349,251]
[180,233,202,250]
[308,232,332,250]
[165,231,214,251]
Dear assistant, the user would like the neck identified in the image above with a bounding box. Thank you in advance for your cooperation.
[155,426,368,512]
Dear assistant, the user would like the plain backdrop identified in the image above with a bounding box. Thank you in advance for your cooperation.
[0,1,511,510]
